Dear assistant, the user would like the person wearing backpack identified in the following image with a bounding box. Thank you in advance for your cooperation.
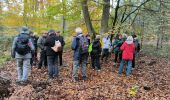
[37,32,48,69]
[132,34,141,69]
[44,29,60,81]
[112,34,123,66]
[91,35,102,71]
[71,27,89,82]
[56,30,65,67]
[101,34,111,62]
[11,26,35,85]
[118,36,135,76]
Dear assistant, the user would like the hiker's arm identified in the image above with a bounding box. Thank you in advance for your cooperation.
[11,37,17,58]
[120,42,125,51]
[29,39,35,51]
[113,40,117,48]
[12,37,17,51]
[71,37,78,50]
[37,37,44,50]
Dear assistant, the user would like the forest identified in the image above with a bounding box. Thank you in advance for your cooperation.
[0,0,170,99]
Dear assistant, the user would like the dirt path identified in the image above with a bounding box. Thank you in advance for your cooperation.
[0,50,170,100]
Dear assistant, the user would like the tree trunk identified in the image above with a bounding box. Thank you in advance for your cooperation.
[156,33,161,50]
[0,2,2,15]
[100,0,110,34]
[62,0,66,34]
[81,0,95,37]
[62,16,66,34]
[156,0,164,50]
[23,0,28,26]
[111,0,120,43]
[112,0,120,28]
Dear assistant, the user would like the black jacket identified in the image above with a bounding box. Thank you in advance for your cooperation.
[58,36,65,47]
[92,39,102,55]
[44,34,59,56]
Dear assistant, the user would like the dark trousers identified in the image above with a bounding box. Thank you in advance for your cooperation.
[30,50,38,66]
[38,50,47,69]
[114,51,122,63]
[58,51,63,66]
[101,49,109,61]
[132,54,135,68]
[91,54,101,70]
[47,56,58,78]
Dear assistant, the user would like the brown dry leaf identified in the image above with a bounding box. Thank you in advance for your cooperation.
[0,50,169,100]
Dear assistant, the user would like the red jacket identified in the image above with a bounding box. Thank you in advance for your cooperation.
[120,42,135,60]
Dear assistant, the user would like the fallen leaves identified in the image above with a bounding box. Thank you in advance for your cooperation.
[0,50,169,100]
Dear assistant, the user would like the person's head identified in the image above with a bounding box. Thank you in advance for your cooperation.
[119,34,122,39]
[95,35,100,40]
[75,27,82,36]
[29,31,34,36]
[56,30,60,36]
[103,33,109,39]
[48,29,55,36]
[20,26,29,34]
[43,31,48,37]
[86,34,90,39]
[126,36,133,44]
[115,34,120,39]
[132,34,137,38]
[122,33,127,41]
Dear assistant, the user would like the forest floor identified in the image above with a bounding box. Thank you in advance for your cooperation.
[0,50,170,100]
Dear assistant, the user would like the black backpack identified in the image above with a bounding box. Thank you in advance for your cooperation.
[92,41,100,53]
[15,33,31,55]
[78,36,89,54]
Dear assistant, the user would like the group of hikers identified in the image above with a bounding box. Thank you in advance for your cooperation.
[11,26,140,85]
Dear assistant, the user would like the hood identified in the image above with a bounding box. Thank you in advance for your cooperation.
[125,36,133,44]
[48,29,55,36]
[20,26,29,34]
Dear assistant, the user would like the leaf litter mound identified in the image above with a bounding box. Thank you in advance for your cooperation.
[0,50,169,100]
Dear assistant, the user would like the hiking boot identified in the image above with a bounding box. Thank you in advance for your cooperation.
[20,80,29,86]
[33,63,36,66]
[131,68,135,70]
[73,77,78,82]
[16,80,21,85]
[97,69,101,72]
[47,78,53,83]
[113,63,117,67]
[82,76,87,81]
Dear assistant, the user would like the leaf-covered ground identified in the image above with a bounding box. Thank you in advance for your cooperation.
[0,50,170,100]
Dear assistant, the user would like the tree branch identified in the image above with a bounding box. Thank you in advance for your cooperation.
[122,0,151,23]
[112,0,120,28]
[131,10,139,25]
[120,6,127,23]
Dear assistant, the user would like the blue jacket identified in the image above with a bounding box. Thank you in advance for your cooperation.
[71,34,88,61]
[71,35,81,61]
